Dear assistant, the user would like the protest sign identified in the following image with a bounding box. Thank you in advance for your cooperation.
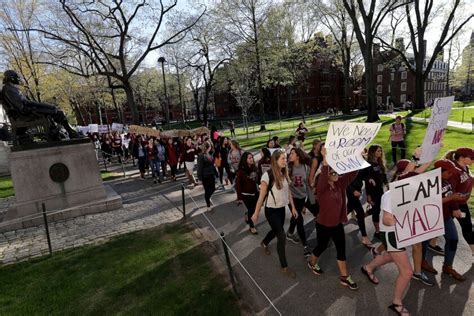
[98,125,109,134]
[325,122,381,174]
[111,122,124,133]
[390,168,444,248]
[88,124,98,134]
[419,96,454,163]
[77,126,89,135]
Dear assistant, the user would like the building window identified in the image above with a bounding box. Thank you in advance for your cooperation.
[401,82,407,92]
[377,85,382,94]
[388,85,391,93]
[377,96,382,105]
[378,64,383,72]
[391,73,395,81]
[401,71,407,80]
[377,75,383,83]
[400,94,406,103]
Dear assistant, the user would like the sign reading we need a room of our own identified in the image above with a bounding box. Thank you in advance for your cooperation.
[390,168,444,248]
[325,122,381,175]
[419,96,454,163]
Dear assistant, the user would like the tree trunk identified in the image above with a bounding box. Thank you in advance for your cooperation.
[276,88,281,123]
[193,89,201,121]
[176,66,185,124]
[110,88,123,123]
[343,49,351,114]
[415,69,425,110]
[251,2,265,131]
[123,82,140,124]
[202,85,209,126]
[299,87,305,123]
[364,56,379,122]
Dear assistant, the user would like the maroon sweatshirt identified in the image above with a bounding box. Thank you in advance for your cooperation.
[235,168,259,200]
[441,179,459,220]
[181,145,197,163]
[449,162,473,204]
[317,165,357,227]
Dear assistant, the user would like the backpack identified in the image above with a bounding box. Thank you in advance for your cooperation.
[264,169,276,207]
[391,122,405,131]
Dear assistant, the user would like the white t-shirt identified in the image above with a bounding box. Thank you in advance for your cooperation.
[261,171,289,208]
[380,190,395,232]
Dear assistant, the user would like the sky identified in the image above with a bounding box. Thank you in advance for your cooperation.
[144,0,474,69]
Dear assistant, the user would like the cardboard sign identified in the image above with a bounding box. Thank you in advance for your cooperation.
[98,125,109,134]
[420,96,454,163]
[88,124,98,134]
[390,168,444,248]
[325,122,381,174]
[111,122,124,133]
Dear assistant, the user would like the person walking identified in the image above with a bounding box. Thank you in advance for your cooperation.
[389,116,406,165]
[296,122,309,145]
[197,141,217,212]
[347,171,372,248]
[147,138,161,184]
[132,135,147,180]
[229,120,236,138]
[166,138,179,181]
[181,137,198,187]
[252,150,298,279]
[227,140,244,187]
[217,137,232,187]
[286,147,314,258]
[364,145,388,241]
[445,147,474,255]
[236,151,260,234]
[307,146,359,290]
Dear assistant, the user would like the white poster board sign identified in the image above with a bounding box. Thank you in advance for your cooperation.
[77,126,89,135]
[325,122,381,174]
[419,96,454,163]
[88,124,98,134]
[390,168,444,248]
[98,125,109,134]
[111,122,124,133]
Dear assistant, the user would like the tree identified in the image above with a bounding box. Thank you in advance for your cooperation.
[24,0,203,125]
[215,0,272,131]
[378,0,473,109]
[342,0,410,121]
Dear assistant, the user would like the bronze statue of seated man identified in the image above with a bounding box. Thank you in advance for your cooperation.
[1,70,78,143]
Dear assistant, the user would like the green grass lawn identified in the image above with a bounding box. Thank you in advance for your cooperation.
[0,171,120,198]
[0,224,240,316]
[453,100,474,108]
[411,107,474,124]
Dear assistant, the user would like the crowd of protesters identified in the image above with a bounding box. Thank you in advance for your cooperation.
[89,119,473,316]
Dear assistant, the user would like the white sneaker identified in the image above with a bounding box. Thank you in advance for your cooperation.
[207,206,214,212]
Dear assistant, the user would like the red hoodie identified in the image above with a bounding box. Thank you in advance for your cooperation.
[449,162,473,204]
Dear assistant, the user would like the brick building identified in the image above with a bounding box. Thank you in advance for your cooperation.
[372,39,447,108]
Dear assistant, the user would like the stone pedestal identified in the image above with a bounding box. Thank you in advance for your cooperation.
[1,141,122,232]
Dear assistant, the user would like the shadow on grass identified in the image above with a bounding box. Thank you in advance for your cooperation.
[0,224,240,316]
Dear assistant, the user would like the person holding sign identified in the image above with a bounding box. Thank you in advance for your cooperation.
[251,150,298,279]
[307,146,359,290]
[434,159,465,281]
[445,147,474,255]
[361,188,413,316]
[389,116,406,165]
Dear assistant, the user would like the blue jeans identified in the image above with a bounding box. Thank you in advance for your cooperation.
[150,159,161,178]
[443,217,458,266]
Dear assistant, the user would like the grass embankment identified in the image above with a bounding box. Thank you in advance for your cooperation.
[0,224,240,315]
[0,171,120,198]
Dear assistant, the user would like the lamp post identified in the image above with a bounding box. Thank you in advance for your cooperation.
[158,56,171,129]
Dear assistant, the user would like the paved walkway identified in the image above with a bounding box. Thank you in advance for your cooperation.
[386,113,474,131]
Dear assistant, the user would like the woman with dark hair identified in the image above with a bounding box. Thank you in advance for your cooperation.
[285,135,297,156]
[166,138,178,181]
[308,139,323,214]
[258,147,272,179]
[217,137,232,187]
[307,146,359,290]
[181,137,198,187]
[286,147,314,257]
[364,145,388,240]
[236,151,259,234]
[132,135,147,179]
[296,122,309,145]
[445,147,474,255]
[252,150,298,278]
[228,139,243,185]
[197,141,217,212]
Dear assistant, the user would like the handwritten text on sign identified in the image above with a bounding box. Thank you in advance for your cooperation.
[325,122,381,174]
[390,169,444,248]
[419,96,454,163]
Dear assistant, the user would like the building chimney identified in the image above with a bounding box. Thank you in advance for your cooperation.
[395,38,405,53]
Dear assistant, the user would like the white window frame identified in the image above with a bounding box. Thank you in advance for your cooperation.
[391,73,395,81]
[400,94,406,103]
[377,64,383,72]
[377,75,383,83]
[401,71,407,80]
[401,82,407,92]
[377,85,382,94]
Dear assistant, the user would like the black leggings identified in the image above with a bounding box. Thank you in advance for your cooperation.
[242,193,258,228]
[346,194,367,237]
[202,175,215,207]
[457,204,474,245]
[218,163,233,184]
[288,197,314,247]
[369,190,383,224]
[262,207,287,268]
[312,222,346,261]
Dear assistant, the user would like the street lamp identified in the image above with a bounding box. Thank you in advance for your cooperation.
[158,56,171,129]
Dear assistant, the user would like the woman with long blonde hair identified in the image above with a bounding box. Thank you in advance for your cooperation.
[252,150,298,278]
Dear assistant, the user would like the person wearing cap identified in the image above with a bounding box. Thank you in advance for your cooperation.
[445,147,474,255]
[389,116,406,165]
[434,159,465,280]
